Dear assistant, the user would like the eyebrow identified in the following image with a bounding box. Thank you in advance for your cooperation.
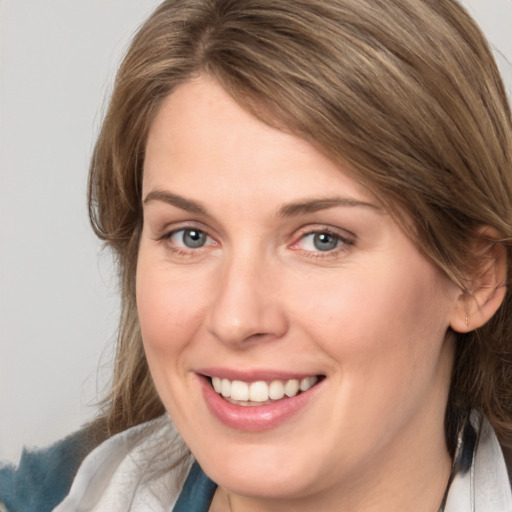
[143,190,380,217]
[278,197,380,217]
[143,190,209,215]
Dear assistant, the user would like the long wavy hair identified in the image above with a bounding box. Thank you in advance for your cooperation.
[88,0,512,455]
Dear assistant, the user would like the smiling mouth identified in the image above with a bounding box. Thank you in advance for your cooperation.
[209,376,324,406]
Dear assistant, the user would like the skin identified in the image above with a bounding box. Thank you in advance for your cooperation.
[137,75,464,512]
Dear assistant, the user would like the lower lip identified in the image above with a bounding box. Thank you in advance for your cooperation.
[199,376,323,432]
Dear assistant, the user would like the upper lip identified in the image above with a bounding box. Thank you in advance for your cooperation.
[198,367,323,382]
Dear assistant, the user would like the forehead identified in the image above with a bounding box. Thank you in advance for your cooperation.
[143,76,378,209]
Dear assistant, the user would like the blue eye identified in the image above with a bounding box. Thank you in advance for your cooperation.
[299,231,344,252]
[169,228,210,249]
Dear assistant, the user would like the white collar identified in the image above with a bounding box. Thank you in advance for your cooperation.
[54,413,512,512]
[444,413,512,512]
[53,415,192,512]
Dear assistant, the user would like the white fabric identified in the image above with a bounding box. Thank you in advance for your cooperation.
[445,415,512,512]
[53,416,192,512]
[55,414,511,512]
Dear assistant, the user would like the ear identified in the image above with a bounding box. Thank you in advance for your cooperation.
[450,227,507,333]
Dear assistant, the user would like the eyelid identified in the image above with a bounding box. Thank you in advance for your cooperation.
[155,222,220,257]
[289,225,355,255]
[152,219,212,240]
[166,228,216,248]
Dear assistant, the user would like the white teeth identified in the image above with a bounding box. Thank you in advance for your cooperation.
[211,376,319,403]
[221,378,231,398]
[249,381,268,402]
[230,380,249,401]
[212,377,222,393]
[300,376,318,392]
[284,379,300,397]
[268,380,285,400]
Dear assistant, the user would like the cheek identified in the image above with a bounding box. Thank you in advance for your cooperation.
[309,256,451,353]
[296,264,454,450]
[135,252,213,421]
[136,255,207,359]
[298,258,454,401]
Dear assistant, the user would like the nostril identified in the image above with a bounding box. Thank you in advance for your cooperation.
[247,332,267,340]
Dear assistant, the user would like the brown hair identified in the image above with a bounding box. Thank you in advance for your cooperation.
[89,0,512,452]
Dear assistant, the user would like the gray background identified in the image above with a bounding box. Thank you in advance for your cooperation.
[0,0,511,464]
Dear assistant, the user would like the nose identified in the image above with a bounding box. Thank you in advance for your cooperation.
[206,250,289,347]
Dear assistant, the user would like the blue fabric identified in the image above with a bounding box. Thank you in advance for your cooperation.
[0,427,215,512]
[0,427,102,512]
[172,461,217,512]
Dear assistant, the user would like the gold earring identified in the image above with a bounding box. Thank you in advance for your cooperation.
[464,290,473,328]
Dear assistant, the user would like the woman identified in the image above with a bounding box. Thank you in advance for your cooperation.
[2,0,511,511]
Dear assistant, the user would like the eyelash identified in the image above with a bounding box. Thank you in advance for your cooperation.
[159,226,354,259]
[290,228,354,258]
[160,227,217,256]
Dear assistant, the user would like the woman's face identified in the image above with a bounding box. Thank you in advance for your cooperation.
[137,76,460,506]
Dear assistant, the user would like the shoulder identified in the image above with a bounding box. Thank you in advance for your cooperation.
[0,424,105,512]
[53,415,192,512]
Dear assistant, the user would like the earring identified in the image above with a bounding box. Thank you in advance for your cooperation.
[464,290,473,328]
